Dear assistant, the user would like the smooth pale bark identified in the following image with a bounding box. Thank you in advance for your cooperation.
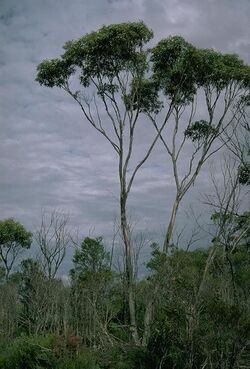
[163,196,180,253]
[142,284,159,347]
[120,191,139,344]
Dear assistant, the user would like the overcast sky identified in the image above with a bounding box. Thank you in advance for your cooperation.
[0,0,250,270]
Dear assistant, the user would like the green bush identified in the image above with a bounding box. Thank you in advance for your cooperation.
[101,346,154,369]
[56,351,100,369]
[0,336,55,369]
[0,336,102,369]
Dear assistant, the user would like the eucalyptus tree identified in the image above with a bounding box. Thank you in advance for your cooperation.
[145,37,250,252]
[0,218,32,280]
[36,22,169,344]
[136,40,250,346]
[36,22,250,345]
[135,37,249,344]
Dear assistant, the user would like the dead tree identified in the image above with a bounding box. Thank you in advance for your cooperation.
[35,210,70,279]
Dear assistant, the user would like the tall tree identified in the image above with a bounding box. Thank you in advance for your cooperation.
[129,35,249,344]
[147,37,250,252]
[36,22,167,343]
[36,23,250,344]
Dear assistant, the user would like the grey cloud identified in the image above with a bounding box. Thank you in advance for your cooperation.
[0,0,249,273]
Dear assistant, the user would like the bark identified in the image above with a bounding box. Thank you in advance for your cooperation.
[163,195,180,253]
[142,285,159,347]
[120,192,139,344]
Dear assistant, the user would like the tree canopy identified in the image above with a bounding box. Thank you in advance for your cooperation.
[0,218,32,279]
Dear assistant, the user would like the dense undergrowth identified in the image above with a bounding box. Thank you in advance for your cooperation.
[0,334,154,369]
[0,243,249,368]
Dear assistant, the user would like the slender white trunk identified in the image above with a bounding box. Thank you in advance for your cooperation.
[120,192,139,344]
[163,196,180,253]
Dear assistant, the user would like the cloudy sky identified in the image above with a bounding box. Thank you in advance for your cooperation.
[1,0,250,270]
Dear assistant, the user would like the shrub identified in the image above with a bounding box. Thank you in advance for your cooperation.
[56,350,100,369]
[0,336,55,369]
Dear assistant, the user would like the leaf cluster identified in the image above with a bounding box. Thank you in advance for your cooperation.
[36,22,153,90]
[238,162,250,185]
[151,36,198,104]
[184,120,217,142]
[70,237,111,279]
[151,36,250,104]
[0,218,32,249]
[36,22,250,123]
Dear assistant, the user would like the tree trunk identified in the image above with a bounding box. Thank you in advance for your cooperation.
[141,197,182,346]
[163,195,180,253]
[120,193,139,344]
[142,284,159,347]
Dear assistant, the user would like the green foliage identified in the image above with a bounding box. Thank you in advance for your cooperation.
[18,258,45,334]
[151,36,249,105]
[185,120,217,142]
[211,210,250,250]
[0,266,5,283]
[56,350,100,369]
[0,219,32,280]
[63,22,152,79]
[22,21,250,368]
[0,336,100,369]
[36,58,74,87]
[151,36,197,103]
[195,49,247,89]
[147,244,250,368]
[124,78,162,114]
[238,162,250,185]
[36,22,249,120]
[0,218,32,250]
[235,211,250,238]
[101,346,154,369]
[146,242,168,276]
[0,335,55,369]
[69,237,119,346]
[36,22,250,97]
[71,237,110,277]
[0,338,155,369]
[0,241,249,368]
[36,22,153,89]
